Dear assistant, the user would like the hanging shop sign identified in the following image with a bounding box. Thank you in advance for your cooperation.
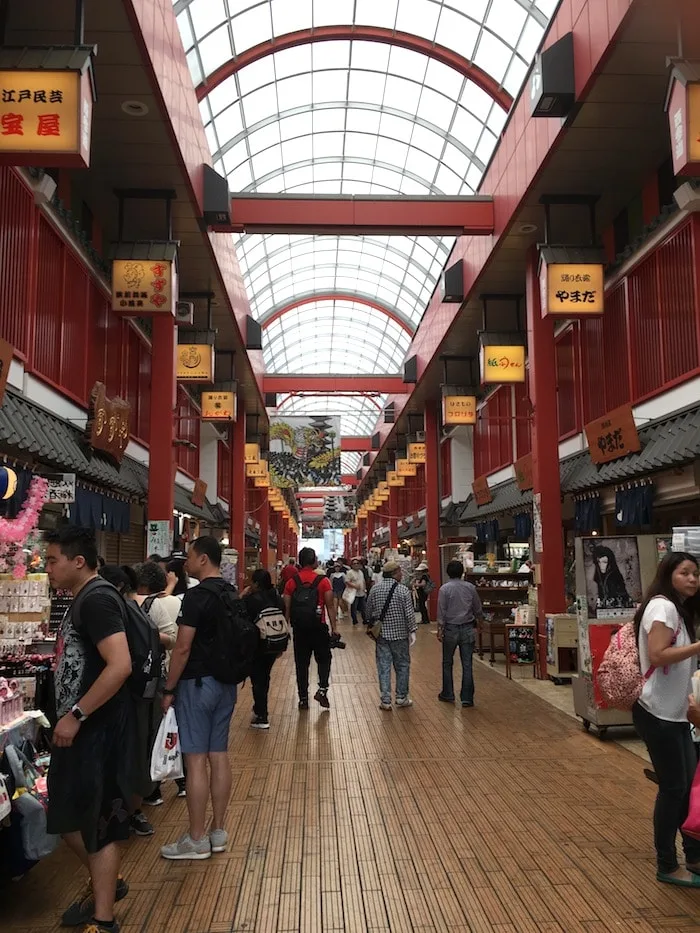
[254,476,270,488]
[540,262,604,317]
[387,470,404,487]
[147,519,172,559]
[514,452,534,492]
[472,475,492,507]
[396,459,417,477]
[246,462,268,478]
[442,395,477,425]
[666,66,700,177]
[176,344,215,384]
[408,442,427,463]
[479,343,525,384]
[201,391,236,422]
[584,403,641,466]
[0,337,13,408]
[191,478,207,509]
[112,257,177,315]
[45,473,76,504]
[86,381,130,462]
[244,443,260,464]
[0,60,94,168]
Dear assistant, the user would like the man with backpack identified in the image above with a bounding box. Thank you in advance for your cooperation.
[283,547,337,710]
[44,527,134,933]
[160,536,257,861]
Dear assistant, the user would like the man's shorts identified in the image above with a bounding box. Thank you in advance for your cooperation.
[176,676,237,754]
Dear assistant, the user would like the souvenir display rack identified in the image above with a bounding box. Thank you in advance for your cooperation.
[505,622,537,679]
[469,572,531,664]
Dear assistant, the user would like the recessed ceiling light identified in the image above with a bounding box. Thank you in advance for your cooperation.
[517,222,538,235]
[121,100,149,117]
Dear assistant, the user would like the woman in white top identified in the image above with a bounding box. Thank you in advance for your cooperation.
[345,558,367,626]
[633,552,700,887]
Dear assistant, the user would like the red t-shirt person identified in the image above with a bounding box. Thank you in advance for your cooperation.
[280,562,298,586]
[284,567,333,625]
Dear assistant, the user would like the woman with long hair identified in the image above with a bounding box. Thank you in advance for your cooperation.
[241,568,286,729]
[632,551,700,887]
[592,545,633,608]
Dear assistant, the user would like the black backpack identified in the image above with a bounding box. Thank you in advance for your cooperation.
[289,572,322,629]
[199,578,260,684]
[72,579,161,700]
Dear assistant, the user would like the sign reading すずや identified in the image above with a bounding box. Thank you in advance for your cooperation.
[86,382,130,462]
[112,258,177,315]
[0,69,93,168]
[584,404,641,465]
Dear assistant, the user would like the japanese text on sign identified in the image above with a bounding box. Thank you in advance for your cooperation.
[0,72,82,156]
[442,395,477,425]
[544,263,604,316]
[584,404,641,466]
[201,392,236,421]
[112,259,174,314]
[480,345,525,384]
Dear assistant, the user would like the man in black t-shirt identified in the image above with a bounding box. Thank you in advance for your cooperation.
[45,527,133,933]
[160,536,237,861]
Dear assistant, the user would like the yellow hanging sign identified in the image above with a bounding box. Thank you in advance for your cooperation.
[244,443,260,463]
[396,459,417,477]
[480,345,526,384]
[408,442,427,462]
[442,396,477,425]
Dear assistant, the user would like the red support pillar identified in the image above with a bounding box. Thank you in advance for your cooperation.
[389,488,399,548]
[424,401,441,614]
[357,517,365,556]
[148,315,176,533]
[525,246,566,673]
[229,398,246,588]
[366,510,374,554]
[260,490,269,570]
[275,511,283,564]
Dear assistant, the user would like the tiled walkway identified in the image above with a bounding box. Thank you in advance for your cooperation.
[3,620,700,932]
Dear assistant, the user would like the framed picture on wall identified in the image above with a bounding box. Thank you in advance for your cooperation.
[582,536,641,618]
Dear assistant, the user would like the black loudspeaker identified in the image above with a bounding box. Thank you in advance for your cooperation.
[363,453,370,467]
[371,432,381,450]
[403,355,418,384]
[246,315,263,350]
[442,259,464,303]
[356,469,362,480]
[384,402,395,424]
[202,165,231,226]
[530,32,575,118]
[264,393,277,408]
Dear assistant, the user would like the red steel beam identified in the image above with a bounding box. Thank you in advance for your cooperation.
[262,293,414,335]
[264,375,408,393]
[341,437,372,452]
[340,475,359,486]
[196,26,513,112]
[217,195,493,236]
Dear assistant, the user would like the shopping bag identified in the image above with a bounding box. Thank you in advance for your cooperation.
[682,762,700,840]
[150,707,184,781]
[342,587,356,605]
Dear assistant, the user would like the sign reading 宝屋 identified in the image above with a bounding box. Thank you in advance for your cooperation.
[191,478,207,508]
[396,459,417,477]
[244,443,260,463]
[387,471,404,487]
[0,69,93,168]
[442,395,477,425]
[86,382,130,462]
[147,520,171,559]
[408,442,427,463]
[584,404,641,465]
[176,344,215,383]
[480,345,525,384]
[201,391,236,422]
[542,263,604,316]
[112,258,176,315]
[472,475,492,506]
[514,453,534,491]
[668,75,700,177]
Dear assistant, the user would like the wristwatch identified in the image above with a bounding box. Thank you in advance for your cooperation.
[70,704,88,722]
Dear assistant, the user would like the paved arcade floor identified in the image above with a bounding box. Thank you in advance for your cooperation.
[2,619,699,933]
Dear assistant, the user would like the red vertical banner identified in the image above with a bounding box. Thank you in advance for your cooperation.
[148,314,176,524]
[526,246,567,674]
[229,397,246,586]
[424,400,441,616]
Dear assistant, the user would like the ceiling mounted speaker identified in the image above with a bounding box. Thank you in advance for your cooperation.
[246,315,263,351]
[371,432,381,450]
[403,355,418,384]
[441,259,464,303]
[202,164,231,226]
[264,392,277,408]
[530,31,575,118]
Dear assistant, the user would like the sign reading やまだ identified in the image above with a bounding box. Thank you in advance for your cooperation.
[176,344,214,383]
[86,382,130,462]
[480,345,525,384]
[472,475,492,506]
[0,69,93,167]
[542,263,604,316]
[584,404,641,465]
[112,259,176,315]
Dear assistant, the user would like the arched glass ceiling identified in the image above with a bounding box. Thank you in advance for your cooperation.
[264,300,412,374]
[175,0,557,380]
[341,451,362,475]
[277,393,386,436]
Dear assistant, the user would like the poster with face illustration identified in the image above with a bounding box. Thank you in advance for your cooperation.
[582,537,641,618]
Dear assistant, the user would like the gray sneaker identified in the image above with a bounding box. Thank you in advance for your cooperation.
[161,833,211,860]
[395,696,413,707]
[210,828,228,853]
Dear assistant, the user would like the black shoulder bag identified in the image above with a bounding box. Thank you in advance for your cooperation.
[367,582,399,642]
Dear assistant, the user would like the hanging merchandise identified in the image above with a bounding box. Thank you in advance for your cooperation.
[0,476,49,578]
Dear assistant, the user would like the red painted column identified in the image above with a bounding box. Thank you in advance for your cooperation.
[356,517,365,557]
[389,488,399,548]
[148,315,176,528]
[366,510,375,553]
[260,490,269,570]
[275,511,283,564]
[525,246,566,673]
[424,401,441,614]
[229,398,246,587]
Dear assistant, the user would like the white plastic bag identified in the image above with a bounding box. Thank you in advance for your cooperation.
[150,707,183,781]
[342,587,356,605]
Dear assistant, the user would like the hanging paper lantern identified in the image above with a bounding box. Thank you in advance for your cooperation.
[0,467,17,500]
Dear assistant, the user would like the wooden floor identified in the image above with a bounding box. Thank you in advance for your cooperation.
[4,619,700,932]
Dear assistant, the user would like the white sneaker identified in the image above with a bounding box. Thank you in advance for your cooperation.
[395,696,413,707]
[160,833,211,860]
[210,828,228,853]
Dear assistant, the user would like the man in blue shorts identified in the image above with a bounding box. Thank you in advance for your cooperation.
[160,536,237,860]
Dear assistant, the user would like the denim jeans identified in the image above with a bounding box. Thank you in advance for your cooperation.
[441,623,475,703]
[351,595,367,625]
[375,637,410,704]
[633,701,700,873]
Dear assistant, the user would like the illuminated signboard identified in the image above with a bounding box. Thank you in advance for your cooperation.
[176,345,215,383]
[408,442,427,463]
[442,395,477,425]
[387,471,404,487]
[112,258,177,316]
[244,443,260,463]
[201,392,236,422]
[541,263,604,317]
[479,344,525,384]
[396,459,417,477]
[246,462,268,478]
[667,71,700,177]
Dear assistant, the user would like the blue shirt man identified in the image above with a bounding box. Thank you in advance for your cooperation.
[437,561,483,707]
